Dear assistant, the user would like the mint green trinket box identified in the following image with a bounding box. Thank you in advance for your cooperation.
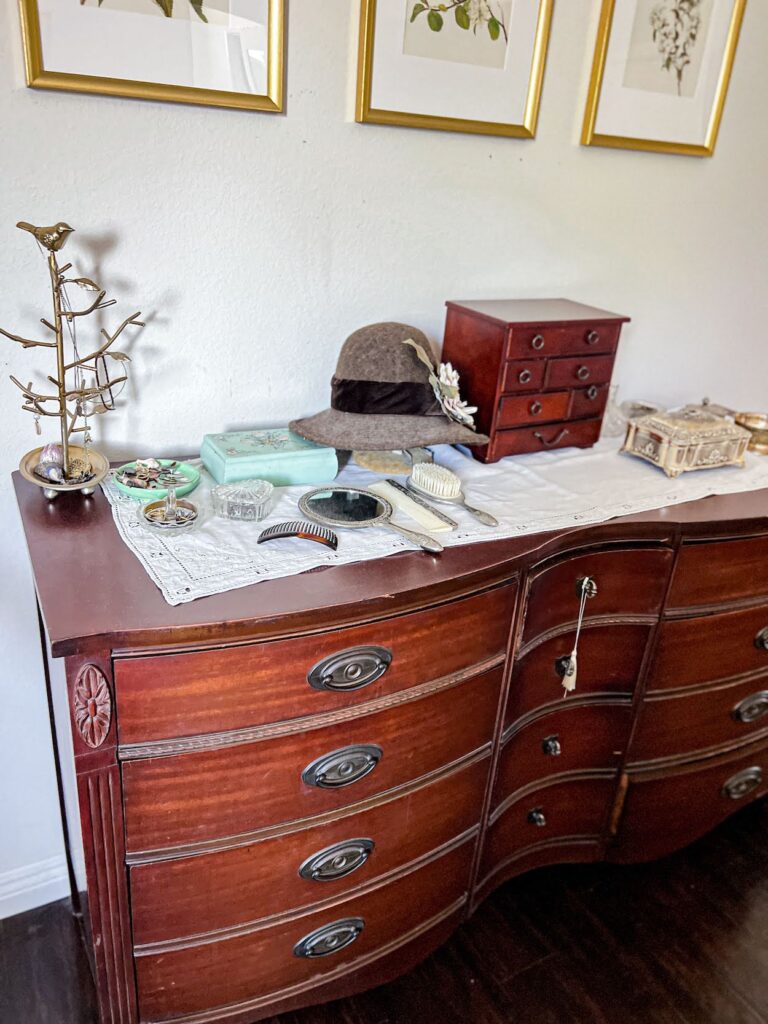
[201,428,338,486]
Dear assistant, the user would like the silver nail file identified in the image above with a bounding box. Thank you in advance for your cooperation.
[385,478,458,530]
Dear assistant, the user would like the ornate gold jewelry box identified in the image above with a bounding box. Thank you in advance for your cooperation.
[622,406,751,478]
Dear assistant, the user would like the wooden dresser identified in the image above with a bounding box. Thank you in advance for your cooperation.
[14,474,768,1024]
[441,299,630,462]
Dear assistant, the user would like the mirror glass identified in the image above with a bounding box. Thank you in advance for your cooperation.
[302,488,387,526]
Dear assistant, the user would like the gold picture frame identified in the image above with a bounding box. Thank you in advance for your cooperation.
[18,0,284,112]
[356,0,554,139]
[581,0,746,157]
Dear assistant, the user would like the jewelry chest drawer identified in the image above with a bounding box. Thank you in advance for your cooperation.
[114,583,515,743]
[121,665,503,854]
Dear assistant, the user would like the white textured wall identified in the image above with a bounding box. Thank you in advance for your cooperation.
[1,1,766,918]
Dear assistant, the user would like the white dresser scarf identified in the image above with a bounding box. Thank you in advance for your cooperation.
[101,439,768,606]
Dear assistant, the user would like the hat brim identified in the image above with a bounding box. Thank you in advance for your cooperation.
[290,409,488,451]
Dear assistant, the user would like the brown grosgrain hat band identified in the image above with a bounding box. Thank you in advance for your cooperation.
[330,375,443,418]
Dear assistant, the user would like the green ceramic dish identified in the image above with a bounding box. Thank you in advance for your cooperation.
[113,460,201,500]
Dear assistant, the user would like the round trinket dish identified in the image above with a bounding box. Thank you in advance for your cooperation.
[114,459,200,500]
[211,479,274,521]
[20,445,109,500]
[735,412,768,455]
[142,496,198,532]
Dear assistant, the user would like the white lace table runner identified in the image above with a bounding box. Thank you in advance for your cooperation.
[101,440,768,606]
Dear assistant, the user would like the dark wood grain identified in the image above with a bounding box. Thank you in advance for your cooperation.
[134,840,474,1022]
[130,755,489,946]
[649,603,768,691]
[506,623,650,726]
[668,534,768,609]
[630,672,768,765]
[481,775,618,882]
[521,546,673,643]
[493,700,633,808]
[114,583,515,743]
[122,666,502,854]
[610,739,768,864]
[497,391,572,428]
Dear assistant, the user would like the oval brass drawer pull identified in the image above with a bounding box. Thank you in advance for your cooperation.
[732,691,768,724]
[293,917,365,958]
[302,744,382,789]
[721,766,763,800]
[308,646,392,692]
[299,839,374,882]
[754,627,768,651]
[542,735,562,757]
[527,808,547,827]
[586,330,600,345]
[518,368,533,384]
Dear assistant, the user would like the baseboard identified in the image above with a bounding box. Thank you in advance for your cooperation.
[0,855,70,920]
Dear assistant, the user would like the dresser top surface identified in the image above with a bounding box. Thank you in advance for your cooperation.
[445,298,630,326]
[13,472,768,658]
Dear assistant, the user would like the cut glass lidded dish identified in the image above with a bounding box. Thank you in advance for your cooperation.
[211,479,274,521]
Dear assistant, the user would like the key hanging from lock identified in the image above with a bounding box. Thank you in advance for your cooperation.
[561,576,597,697]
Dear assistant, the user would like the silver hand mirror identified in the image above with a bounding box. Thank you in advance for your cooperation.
[298,486,443,554]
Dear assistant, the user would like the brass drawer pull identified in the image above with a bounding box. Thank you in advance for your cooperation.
[721,766,763,800]
[531,334,545,350]
[586,385,599,400]
[518,369,533,384]
[308,646,392,692]
[530,400,543,416]
[754,627,768,651]
[534,428,569,448]
[527,808,547,827]
[542,735,562,757]
[576,365,591,381]
[302,745,382,789]
[293,917,364,958]
[586,330,600,345]
[299,839,374,882]
[732,691,768,724]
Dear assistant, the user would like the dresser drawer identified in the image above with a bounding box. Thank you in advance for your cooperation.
[649,604,768,691]
[493,702,632,809]
[544,355,614,390]
[497,391,571,429]
[501,359,546,393]
[629,673,768,765]
[130,755,489,945]
[571,383,609,420]
[506,324,620,359]
[135,838,474,1022]
[522,547,673,644]
[122,665,503,854]
[610,741,768,864]
[507,624,649,725]
[491,417,601,459]
[115,583,515,743]
[667,535,768,609]
[481,776,616,880]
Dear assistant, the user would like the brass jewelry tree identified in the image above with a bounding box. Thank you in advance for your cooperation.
[2,220,143,498]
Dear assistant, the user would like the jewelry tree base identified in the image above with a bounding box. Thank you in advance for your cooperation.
[19,446,110,501]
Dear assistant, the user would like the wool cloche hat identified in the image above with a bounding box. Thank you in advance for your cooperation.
[290,322,488,451]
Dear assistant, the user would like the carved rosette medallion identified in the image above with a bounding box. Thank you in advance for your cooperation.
[73,665,112,748]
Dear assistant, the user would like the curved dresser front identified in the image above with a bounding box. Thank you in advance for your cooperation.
[14,474,768,1024]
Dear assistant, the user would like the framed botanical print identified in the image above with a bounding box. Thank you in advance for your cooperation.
[582,0,746,156]
[18,0,284,112]
[356,0,554,139]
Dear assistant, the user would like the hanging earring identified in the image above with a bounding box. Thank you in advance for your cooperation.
[34,414,42,436]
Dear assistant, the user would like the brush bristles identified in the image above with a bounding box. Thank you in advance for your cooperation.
[410,463,461,499]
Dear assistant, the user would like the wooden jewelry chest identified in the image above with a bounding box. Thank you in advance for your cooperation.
[15,474,768,1024]
[441,298,630,462]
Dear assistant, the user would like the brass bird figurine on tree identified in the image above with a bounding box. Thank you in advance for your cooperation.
[16,221,74,252]
[1,220,144,498]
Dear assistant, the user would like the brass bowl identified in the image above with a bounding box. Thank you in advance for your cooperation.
[19,445,110,500]
[735,413,768,455]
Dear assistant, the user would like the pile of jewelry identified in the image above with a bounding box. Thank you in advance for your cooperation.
[117,458,187,490]
[34,442,93,485]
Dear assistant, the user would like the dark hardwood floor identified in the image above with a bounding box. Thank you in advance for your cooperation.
[2,800,767,1024]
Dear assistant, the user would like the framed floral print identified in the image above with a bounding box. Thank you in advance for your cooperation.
[582,0,746,156]
[18,0,284,112]
[356,0,554,138]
